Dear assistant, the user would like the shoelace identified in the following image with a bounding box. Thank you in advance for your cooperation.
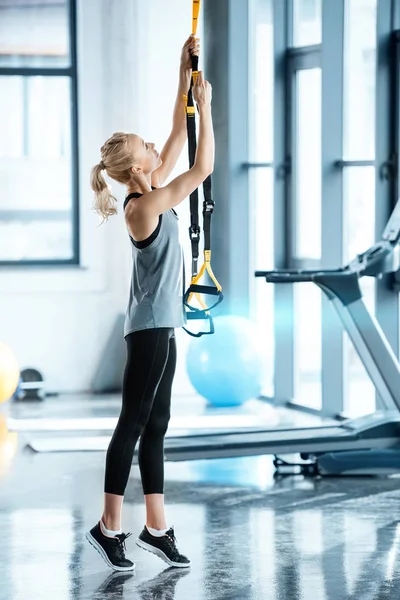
[165,528,180,556]
[115,532,132,559]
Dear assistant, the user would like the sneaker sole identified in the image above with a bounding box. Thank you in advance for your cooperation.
[85,531,135,572]
[136,538,191,568]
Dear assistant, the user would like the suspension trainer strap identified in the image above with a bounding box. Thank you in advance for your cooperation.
[183,0,223,337]
[192,0,200,35]
[187,51,200,278]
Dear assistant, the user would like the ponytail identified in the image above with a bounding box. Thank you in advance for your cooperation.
[91,162,118,222]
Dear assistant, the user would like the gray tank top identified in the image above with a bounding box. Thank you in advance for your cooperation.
[123,190,186,337]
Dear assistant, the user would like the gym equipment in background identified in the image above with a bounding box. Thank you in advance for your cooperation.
[255,195,400,475]
[186,315,264,407]
[0,342,20,404]
[183,0,223,337]
[18,368,45,401]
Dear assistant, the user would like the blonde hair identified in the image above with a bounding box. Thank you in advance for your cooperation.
[90,132,136,222]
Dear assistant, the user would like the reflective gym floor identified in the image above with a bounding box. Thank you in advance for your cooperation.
[1,397,400,600]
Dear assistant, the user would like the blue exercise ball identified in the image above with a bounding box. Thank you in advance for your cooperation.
[186,315,264,407]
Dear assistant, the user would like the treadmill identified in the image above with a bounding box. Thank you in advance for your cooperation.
[161,198,400,474]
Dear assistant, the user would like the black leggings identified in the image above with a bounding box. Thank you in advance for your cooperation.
[104,328,176,496]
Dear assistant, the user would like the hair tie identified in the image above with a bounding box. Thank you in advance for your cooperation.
[99,160,105,170]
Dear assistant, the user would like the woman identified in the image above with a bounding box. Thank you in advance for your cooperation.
[86,35,214,572]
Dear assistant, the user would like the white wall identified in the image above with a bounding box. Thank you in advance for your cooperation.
[0,0,199,394]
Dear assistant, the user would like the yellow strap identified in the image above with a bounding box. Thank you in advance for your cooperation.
[188,291,209,312]
[187,251,223,307]
[192,0,200,35]
[203,251,223,292]
[194,290,209,312]
[192,70,199,84]
[187,270,208,308]
[191,252,222,292]
[183,94,195,116]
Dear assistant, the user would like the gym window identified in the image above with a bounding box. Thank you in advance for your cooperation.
[248,0,399,418]
[0,0,79,266]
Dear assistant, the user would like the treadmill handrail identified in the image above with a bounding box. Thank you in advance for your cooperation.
[255,268,348,283]
[255,239,397,283]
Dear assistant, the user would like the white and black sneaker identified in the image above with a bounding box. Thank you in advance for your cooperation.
[136,526,191,568]
[86,522,135,571]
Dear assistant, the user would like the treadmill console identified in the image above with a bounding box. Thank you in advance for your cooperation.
[383,198,400,243]
[349,242,390,275]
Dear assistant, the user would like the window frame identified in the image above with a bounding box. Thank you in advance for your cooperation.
[244,0,400,419]
[0,0,79,267]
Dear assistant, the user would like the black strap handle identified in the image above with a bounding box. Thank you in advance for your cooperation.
[184,287,224,313]
[186,284,221,296]
[183,312,215,337]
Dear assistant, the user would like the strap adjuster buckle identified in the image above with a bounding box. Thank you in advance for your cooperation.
[189,225,200,241]
[203,200,215,214]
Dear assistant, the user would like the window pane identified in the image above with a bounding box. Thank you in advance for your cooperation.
[0,77,24,157]
[0,0,70,68]
[343,0,377,160]
[249,0,273,162]
[250,168,274,396]
[343,167,375,265]
[293,0,322,47]
[0,220,73,261]
[295,68,322,259]
[249,0,274,396]
[343,166,376,415]
[294,284,322,409]
[0,76,73,261]
[251,169,274,273]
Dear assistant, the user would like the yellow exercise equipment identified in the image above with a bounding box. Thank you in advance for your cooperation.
[183,0,223,337]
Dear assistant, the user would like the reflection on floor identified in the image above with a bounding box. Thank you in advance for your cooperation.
[1,396,399,599]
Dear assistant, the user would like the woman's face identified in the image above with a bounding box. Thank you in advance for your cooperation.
[129,134,162,175]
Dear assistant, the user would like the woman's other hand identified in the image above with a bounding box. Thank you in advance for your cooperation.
[193,71,212,107]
